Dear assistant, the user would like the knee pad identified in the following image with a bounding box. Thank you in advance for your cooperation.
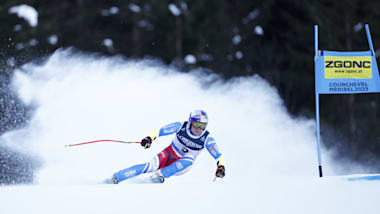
[143,156,160,173]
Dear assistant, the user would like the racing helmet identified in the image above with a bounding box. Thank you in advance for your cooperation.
[188,109,208,130]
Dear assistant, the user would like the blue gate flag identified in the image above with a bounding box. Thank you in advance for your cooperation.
[314,24,380,178]
[315,50,380,94]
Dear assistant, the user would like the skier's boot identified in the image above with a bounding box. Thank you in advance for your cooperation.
[149,171,165,183]
[103,177,119,184]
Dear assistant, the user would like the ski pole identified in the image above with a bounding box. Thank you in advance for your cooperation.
[65,139,139,147]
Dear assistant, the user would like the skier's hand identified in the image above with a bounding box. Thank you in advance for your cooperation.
[140,136,152,149]
[215,165,225,178]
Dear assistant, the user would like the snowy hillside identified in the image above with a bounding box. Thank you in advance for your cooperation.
[1,49,379,214]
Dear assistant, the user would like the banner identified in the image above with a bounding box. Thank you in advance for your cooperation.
[315,50,380,94]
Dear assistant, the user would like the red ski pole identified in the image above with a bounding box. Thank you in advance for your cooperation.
[65,139,139,147]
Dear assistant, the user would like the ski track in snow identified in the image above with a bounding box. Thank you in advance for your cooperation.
[1,49,379,214]
[2,177,380,214]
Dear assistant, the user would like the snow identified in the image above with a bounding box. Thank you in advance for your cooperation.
[1,49,380,214]
[109,7,119,15]
[28,39,38,46]
[184,54,196,64]
[102,38,113,48]
[242,8,260,24]
[15,43,24,50]
[180,2,188,12]
[9,4,38,27]
[169,3,181,16]
[255,25,264,36]
[129,3,141,13]
[354,22,363,32]
[235,51,243,59]
[232,34,242,45]
[48,35,58,45]
[1,177,379,214]
[248,9,260,20]
[13,24,22,31]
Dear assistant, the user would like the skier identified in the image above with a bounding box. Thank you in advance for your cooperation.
[104,109,225,184]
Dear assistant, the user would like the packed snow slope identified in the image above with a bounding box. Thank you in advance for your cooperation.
[1,49,379,214]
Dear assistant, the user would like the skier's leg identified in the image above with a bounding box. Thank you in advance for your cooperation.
[111,145,181,183]
[113,156,160,183]
[149,156,194,184]
[112,144,180,183]
[160,155,195,178]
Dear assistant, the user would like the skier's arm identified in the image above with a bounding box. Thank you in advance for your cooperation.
[150,122,182,140]
[141,122,182,149]
[205,137,225,178]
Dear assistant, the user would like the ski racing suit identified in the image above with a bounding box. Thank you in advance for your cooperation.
[113,121,224,182]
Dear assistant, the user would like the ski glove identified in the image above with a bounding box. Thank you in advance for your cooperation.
[141,136,152,149]
[216,165,225,178]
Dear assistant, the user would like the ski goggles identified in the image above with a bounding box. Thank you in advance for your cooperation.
[192,122,207,129]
